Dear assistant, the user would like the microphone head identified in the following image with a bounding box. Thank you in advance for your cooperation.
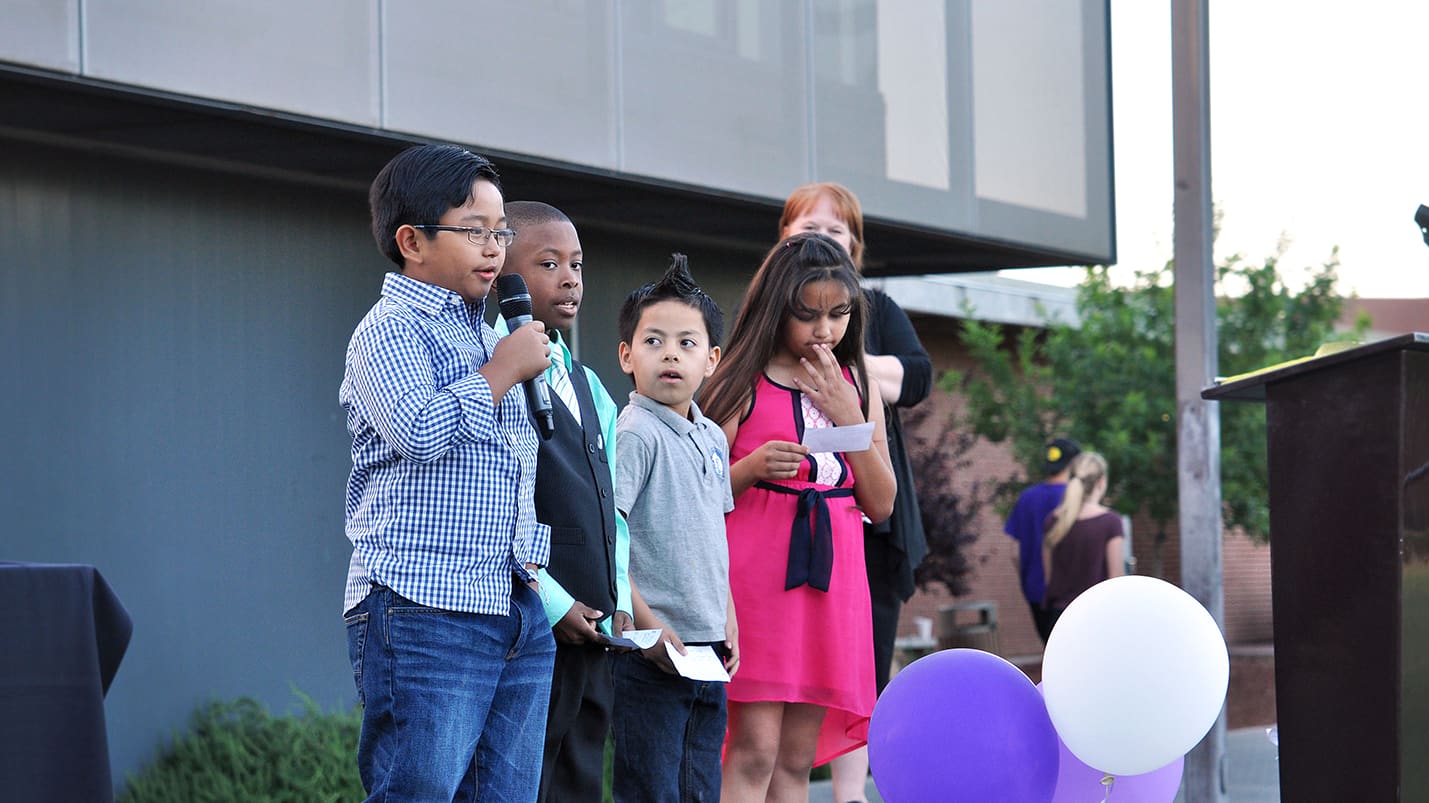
[495,273,533,319]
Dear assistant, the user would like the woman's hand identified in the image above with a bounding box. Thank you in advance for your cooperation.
[792,343,863,426]
[864,352,906,406]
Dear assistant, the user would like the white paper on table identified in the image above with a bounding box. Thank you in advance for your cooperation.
[607,628,662,650]
[664,643,731,682]
[801,421,874,453]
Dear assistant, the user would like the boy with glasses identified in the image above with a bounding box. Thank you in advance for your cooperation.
[340,144,555,801]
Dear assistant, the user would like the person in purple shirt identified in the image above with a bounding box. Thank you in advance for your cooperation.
[1004,437,1080,642]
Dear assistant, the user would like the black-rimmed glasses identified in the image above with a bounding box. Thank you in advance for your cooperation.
[412,224,516,247]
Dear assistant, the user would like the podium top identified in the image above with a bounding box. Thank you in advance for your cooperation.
[1203,332,1429,402]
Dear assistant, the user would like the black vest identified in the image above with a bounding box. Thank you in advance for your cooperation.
[534,359,619,615]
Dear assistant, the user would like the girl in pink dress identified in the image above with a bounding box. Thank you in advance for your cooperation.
[702,233,896,802]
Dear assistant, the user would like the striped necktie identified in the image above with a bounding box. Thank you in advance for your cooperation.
[549,356,581,426]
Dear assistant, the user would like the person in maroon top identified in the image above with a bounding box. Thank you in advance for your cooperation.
[1042,452,1125,631]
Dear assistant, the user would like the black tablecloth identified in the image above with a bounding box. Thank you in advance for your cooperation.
[0,562,133,802]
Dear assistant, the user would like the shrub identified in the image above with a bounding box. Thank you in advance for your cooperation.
[119,692,363,803]
[905,404,984,598]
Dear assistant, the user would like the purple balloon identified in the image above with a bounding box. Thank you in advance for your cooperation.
[1038,682,1184,803]
[869,649,1059,802]
[1049,738,1183,803]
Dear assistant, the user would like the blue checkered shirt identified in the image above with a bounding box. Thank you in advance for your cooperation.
[341,272,550,615]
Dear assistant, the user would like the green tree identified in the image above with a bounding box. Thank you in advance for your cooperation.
[947,248,1364,562]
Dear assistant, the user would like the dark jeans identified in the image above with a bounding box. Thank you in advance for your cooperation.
[1029,599,1056,643]
[1044,605,1066,638]
[538,643,613,803]
[345,582,555,802]
[611,650,727,803]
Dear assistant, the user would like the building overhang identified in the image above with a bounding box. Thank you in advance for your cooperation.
[1,65,1099,278]
[868,274,1080,329]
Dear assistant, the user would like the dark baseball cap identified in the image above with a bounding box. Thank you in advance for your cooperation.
[1043,437,1081,475]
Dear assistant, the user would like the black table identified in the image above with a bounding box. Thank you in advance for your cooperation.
[0,562,133,802]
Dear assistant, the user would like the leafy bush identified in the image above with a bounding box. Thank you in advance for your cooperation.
[119,692,363,803]
[904,404,985,598]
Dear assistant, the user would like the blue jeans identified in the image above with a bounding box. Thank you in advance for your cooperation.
[611,650,727,803]
[345,582,556,802]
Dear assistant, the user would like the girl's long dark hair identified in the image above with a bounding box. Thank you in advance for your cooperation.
[701,232,870,427]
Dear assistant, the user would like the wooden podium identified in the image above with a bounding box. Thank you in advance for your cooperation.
[1204,333,1429,801]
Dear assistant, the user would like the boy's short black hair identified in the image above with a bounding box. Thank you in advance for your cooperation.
[617,254,724,348]
[505,200,572,232]
[369,144,503,268]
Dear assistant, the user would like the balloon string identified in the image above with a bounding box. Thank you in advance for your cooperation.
[1101,773,1116,802]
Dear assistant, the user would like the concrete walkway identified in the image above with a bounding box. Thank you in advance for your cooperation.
[810,726,1279,802]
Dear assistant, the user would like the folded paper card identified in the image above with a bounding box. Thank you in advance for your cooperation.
[801,421,874,453]
[665,643,731,682]
[607,628,662,650]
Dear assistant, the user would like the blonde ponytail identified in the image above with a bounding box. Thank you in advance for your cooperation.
[1043,452,1108,552]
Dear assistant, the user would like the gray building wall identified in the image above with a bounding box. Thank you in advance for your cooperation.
[2,138,380,778]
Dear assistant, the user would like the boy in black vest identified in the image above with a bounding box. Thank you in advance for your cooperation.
[498,201,632,801]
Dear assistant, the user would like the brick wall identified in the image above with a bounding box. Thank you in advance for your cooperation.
[1222,528,1274,644]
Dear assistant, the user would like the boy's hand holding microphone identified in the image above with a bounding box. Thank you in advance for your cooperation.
[479,320,550,403]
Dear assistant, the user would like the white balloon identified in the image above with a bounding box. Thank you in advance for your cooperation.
[1041,575,1229,776]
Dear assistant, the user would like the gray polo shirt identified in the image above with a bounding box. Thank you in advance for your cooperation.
[615,392,734,643]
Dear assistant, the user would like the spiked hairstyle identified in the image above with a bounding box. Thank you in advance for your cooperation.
[617,253,724,349]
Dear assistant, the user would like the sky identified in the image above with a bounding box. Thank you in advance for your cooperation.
[1008,0,1429,300]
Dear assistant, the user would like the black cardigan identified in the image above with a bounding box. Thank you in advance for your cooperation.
[862,287,932,600]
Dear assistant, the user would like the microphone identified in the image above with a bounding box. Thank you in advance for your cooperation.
[495,274,556,440]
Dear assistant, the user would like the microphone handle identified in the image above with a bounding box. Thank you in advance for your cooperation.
[505,311,554,437]
[504,313,556,440]
[529,377,556,440]
[497,275,555,439]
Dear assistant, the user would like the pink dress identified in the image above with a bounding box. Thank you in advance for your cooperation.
[725,372,875,765]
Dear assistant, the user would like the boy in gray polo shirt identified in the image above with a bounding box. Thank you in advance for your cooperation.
[611,254,737,803]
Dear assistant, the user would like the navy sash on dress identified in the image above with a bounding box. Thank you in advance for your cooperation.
[756,481,854,592]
